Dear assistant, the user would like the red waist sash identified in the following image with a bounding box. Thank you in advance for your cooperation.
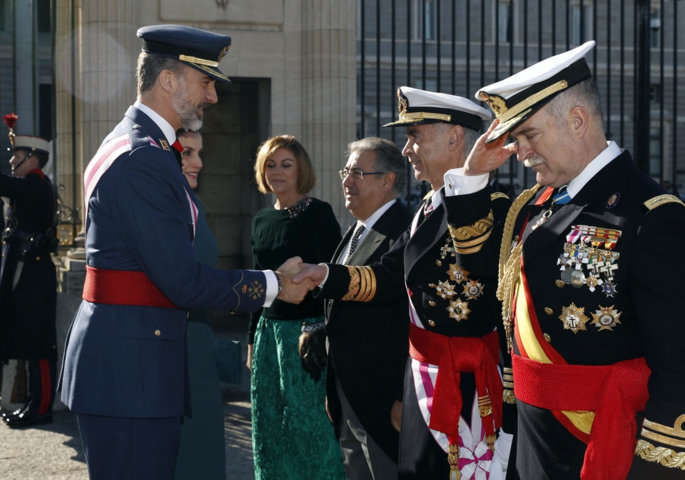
[82,265,177,309]
[513,353,650,480]
[409,324,502,443]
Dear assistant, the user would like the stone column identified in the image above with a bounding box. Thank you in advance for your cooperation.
[300,0,356,223]
[15,0,36,134]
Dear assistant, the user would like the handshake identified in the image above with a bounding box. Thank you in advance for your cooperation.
[274,256,328,304]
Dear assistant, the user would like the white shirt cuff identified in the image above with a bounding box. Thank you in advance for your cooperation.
[263,270,278,307]
[443,168,489,196]
[318,263,330,288]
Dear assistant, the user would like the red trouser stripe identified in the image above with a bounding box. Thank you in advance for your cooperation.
[37,359,51,415]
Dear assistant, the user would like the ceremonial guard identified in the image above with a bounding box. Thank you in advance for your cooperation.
[459,41,685,479]
[58,25,309,480]
[0,114,57,428]
[298,87,513,479]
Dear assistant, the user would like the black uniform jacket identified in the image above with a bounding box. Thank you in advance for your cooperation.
[0,169,56,360]
[481,151,685,479]
[324,200,411,461]
[321,186,512,430]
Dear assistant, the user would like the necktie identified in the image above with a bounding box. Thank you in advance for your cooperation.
[348,224,366,257]
[552,185,571,205]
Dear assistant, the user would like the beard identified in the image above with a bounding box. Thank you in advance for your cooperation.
[172,80,204,131]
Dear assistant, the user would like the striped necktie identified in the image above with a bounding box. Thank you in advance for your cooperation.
[552,185,571,205]
[348,224,366,257]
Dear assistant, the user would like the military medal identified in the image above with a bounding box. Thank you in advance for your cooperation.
[559,303,589,333]
[557,225,621,297]
[448,264,469,283]
[591,306,622,331]
[448,298,471,322]
[429,279,456,299]
[462,280,484,300]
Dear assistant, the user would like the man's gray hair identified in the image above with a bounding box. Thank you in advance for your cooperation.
[136,52,184,94]
[546,78,604,132]
[462,127,480,157]
[348,136,406,196]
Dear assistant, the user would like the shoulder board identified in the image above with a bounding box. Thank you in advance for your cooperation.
[490,192,510,202]
[643,194,685,211]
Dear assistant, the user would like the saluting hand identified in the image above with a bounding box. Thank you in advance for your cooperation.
[464,119,518,176]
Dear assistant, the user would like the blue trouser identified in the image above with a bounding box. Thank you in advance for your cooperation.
[77,413,181,480]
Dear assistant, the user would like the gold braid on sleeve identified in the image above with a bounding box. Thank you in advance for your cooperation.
[448,210,494,254]
[635,440,685,470]
[341,266,376,302]
[502,366,515,404]
[496,184,541,352]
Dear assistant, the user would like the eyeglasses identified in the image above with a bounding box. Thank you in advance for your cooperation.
[338,167,386,180]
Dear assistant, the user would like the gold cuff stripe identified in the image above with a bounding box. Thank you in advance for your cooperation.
[399,111,452,123]
[503,367,513,374]
[449,211,494,241]
[642,429,685,449]
[644,194,685,211]
[490,192,509,201]
[178,54,219,67]
[644,416,685,439]
[362,266,377,302]
[359,266,372,302]
[342,266,376,302]
[502,381,514,389]
[454,244,486,254]
[495,80,569,123]
[502,373,514,381]
[342,266,361,301]
[635,439,685,469]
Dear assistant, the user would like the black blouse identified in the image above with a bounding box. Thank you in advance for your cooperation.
[248,197,341,343]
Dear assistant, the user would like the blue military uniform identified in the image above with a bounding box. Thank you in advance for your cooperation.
[59,25,269,479]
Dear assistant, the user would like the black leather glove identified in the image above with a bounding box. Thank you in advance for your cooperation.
[298,323,327,382]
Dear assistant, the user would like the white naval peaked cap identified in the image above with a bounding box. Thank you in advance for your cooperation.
[384,86,491,131]
[13,135,50,154]
[476,40,596,143]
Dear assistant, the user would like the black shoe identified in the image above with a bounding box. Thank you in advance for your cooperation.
[4,409,52,429]
[1,406,26,423]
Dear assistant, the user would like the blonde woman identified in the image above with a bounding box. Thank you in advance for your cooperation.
[249,135,343,479]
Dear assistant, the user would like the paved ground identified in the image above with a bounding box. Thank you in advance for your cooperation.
[0,398,254,480]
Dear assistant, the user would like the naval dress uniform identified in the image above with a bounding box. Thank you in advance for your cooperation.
[319,85,514,480]
[0,133,57,427]
[467,41,685,479]
[59,26,275,480]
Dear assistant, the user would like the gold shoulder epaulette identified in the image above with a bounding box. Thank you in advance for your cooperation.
[341,265,376,302]
[644,194,685,211]
[490,192,509,202]
[635,415,685,470]
[448,210,494,254]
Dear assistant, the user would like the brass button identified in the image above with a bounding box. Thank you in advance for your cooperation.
[428,300,437,307]
[35,256,40,261]
[435,259,442,267]
[428,319,436,327]
[186,312,190,320]
[543,333,551,343]
[544,307,554,315]
[555,280,565,288]
[154,329,161,337]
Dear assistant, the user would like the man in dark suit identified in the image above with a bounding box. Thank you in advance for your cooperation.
[462,40,685,479]
[0,128,57,429]
[58,25,311,480]
[296,88,514,479]
[302,137,410,479]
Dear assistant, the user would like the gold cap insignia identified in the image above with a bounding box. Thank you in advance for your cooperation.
[397,89,408,115]
[480,93,507,116]
[218,45,230,61]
